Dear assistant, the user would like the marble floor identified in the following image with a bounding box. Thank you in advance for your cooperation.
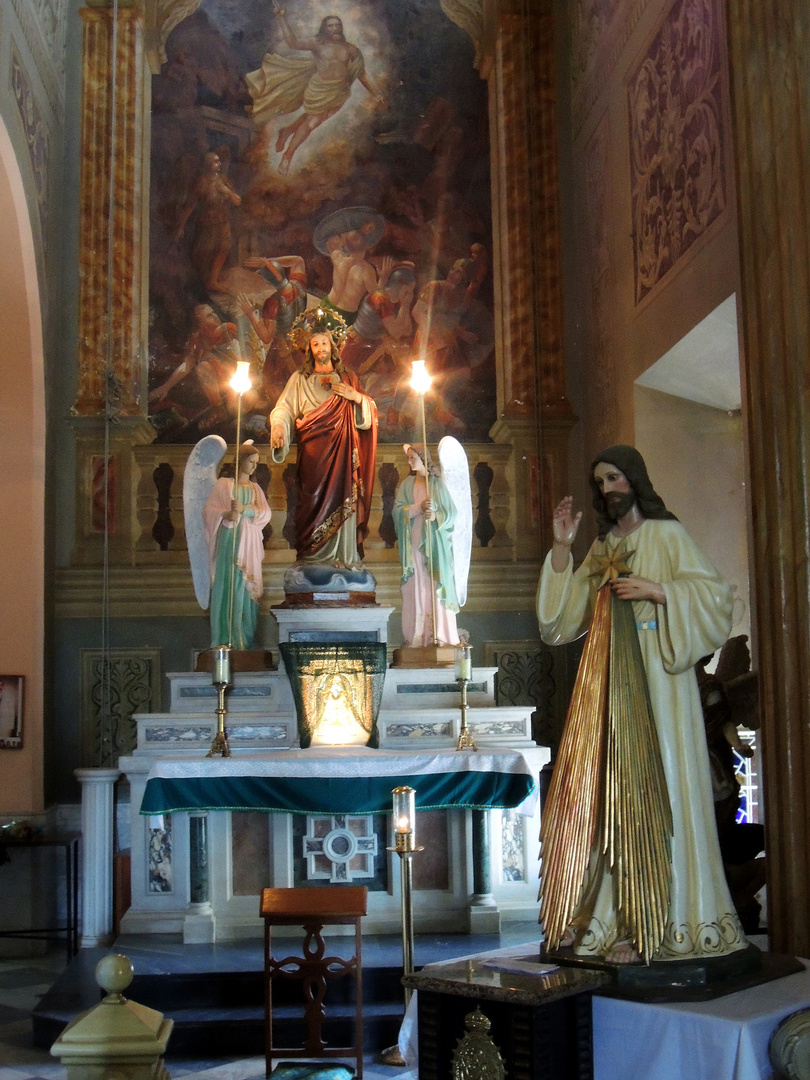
[0,923,544,1080]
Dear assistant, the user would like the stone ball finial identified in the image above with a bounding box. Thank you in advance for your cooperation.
[95,954,135,998]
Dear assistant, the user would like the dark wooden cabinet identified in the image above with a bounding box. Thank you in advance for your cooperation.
[404,952,609,1080]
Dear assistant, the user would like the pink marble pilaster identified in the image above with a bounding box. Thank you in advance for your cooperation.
[486,10,572,426]
[74,6,146,417]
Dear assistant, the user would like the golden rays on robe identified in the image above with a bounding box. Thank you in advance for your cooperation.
[539,542,673,962]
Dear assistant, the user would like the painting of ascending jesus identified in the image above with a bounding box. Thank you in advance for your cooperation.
[147,0,495,445]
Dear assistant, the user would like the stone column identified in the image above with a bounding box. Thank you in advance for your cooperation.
[74,4,148,418]
[725,0,810,955]
[183,812,216,943]
[75,767,121,947]
[483,0,576,558]
[468,809,500,933]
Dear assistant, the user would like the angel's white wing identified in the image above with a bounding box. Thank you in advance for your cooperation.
[438,436,472,607]
[183,435,227,609]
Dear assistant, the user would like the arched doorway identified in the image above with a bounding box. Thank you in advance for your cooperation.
[0,114,46,813]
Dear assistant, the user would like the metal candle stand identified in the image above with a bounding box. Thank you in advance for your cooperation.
[455,645,478,752]
[207,645,231,758]
[381,786,423,1066]
[389,786,423,1007]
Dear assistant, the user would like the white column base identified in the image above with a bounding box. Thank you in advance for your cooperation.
[468,896,501,934]
[183,902,216,944]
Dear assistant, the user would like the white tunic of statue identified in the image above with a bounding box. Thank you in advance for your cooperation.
[537,519,746,960]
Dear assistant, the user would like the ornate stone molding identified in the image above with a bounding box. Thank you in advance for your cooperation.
[570,0,651,135]
[9,0,67,114]
[10,46,50,243]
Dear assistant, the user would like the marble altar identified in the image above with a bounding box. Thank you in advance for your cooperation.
[114,662,547,943]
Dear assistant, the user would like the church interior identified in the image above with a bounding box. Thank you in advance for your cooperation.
[0,0,808,1074]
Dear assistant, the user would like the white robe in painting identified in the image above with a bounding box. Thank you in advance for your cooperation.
[537,518,747,960]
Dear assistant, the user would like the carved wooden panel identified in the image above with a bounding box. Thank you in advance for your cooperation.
[628,0,727,304]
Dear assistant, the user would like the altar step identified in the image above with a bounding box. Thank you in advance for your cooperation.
[33,926,542,1058]
[33,952,403,1058]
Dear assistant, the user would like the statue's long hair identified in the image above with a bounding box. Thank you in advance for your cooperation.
[589,445,677,539]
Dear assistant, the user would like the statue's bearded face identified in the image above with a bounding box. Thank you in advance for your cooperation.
[309,332,334,368]
[593,461,636,520]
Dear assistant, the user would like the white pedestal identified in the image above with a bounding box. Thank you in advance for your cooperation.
[468,898,502,934]
[74,767,121,948]
[183,903,216,944]
[273,605,395,648]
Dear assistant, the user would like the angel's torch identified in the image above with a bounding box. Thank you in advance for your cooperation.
[227,360,253,649]
[410,360,438,646]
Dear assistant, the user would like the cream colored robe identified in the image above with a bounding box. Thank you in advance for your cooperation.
[537,519,746,960]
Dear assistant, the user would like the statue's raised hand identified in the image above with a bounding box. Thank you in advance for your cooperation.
[550,497,582,573]
[552,496,582,548]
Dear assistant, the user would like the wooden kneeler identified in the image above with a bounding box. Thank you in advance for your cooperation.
[260,886,368,1079]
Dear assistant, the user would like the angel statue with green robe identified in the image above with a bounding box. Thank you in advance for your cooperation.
[184,437,271,649]
[393,437,472,648]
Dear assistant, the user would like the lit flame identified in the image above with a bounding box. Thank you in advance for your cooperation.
[230,360,252,394]
[410,360,432,395]
[396,815,411,834]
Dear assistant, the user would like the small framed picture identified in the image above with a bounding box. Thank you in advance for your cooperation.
[0,676,24,749]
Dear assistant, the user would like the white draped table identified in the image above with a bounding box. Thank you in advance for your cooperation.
[593,959,810,1080]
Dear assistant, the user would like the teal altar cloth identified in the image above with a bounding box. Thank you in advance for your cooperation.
[139,747,537,817]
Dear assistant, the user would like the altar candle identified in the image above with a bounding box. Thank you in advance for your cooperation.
[213,646,231,686]
[454,645,472,682]
[392,786,416,844]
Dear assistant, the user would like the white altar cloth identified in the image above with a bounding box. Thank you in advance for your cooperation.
[593,960,810,1080]
[140,746,538,818]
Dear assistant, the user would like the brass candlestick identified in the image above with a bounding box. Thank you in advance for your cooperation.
[207,645,231,758]
[381,787,424,1067]
[455,645,478,751]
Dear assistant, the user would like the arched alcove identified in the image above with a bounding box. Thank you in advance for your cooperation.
[0,114,46,813]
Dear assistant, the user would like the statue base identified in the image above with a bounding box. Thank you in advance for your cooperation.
[392,645,458,668]
[281,562,378,606]
[542,942,803,1002]
[278,592,377,607]
[195,649,275,673]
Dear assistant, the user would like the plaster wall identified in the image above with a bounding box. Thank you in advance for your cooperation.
[634,385,750,643]
[559,0,741,485]
[0,116,46,813]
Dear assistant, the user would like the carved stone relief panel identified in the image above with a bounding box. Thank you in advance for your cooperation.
[302,814,379,884]
[628,0,727,305]
[81,648,162,767]
[484,639,555,748]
